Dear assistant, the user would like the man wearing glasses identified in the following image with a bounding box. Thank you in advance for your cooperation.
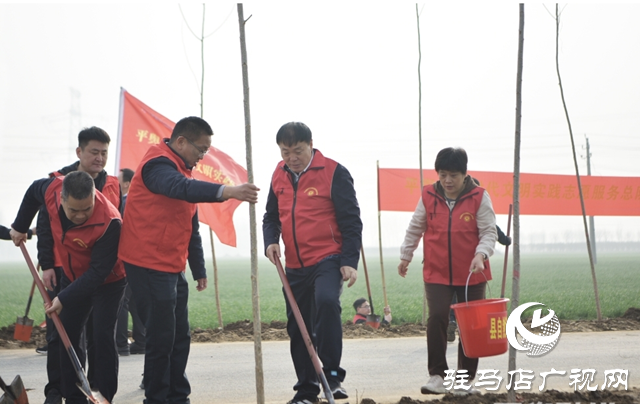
[118,116,259,404]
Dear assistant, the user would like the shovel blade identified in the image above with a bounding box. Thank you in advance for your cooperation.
[0,375,29,404]
[13,317,34,342]
[365,314,381,329]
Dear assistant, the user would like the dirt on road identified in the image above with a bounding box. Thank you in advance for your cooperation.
[1,307,639,349]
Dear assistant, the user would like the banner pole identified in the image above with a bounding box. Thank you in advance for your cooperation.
[209,228,224,329]
[376,161,388,309]
[238,5,265,404]
[115,87,126,172]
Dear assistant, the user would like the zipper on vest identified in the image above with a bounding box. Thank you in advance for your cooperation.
[289,173,305,268]
[447,209,453,285]
[445,190,478,286]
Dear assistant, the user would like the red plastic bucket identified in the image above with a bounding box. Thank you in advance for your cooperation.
[451,297,510,358]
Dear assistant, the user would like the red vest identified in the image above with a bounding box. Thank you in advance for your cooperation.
[271,150,342,269]
[353,313,367,323]
[118,141,197,273]
[421,184,492,286]
[44,177,125,284]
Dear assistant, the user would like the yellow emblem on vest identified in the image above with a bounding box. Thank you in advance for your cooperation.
[459,212,475,222]
[73,238,88,248]
[304,187,319,196]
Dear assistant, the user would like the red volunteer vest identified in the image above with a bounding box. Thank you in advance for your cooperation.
[422,184,492,286]
[44,177,125,284]
[118,140,197,273]
[353,314,367,323]
[272,149,342,269]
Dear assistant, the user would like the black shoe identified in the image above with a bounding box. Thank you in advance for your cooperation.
[36,345,48,355]
[44,389,62,404]
[321,384,348,400]
[130,343,145,355]
[118,345,130,356]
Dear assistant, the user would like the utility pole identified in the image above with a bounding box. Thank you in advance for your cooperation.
[583,135,597,263]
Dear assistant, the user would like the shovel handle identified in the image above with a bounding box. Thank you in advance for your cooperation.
[273,256,335,404]
[360,249,375,315]
[18,241,100,404]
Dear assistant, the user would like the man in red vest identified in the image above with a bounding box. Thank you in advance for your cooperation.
[119,116,259,404]
[10,171,126,404]
[36,126,123,404]
[263,122,363,404]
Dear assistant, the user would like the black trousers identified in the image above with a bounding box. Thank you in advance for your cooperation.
[125,262,191,404]
[116,283,147,349]
[58,276,125,404]
[425,282,486,380]
[284,255,345,400]
[44,267,63,397]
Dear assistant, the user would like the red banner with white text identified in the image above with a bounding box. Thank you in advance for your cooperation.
[116,88,247,246]
[378,168,640,216]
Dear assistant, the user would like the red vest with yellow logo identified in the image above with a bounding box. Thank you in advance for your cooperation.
[272,149,342,269]
[44,177,125,284]
[421,184,492,285]
[118,141,197,273]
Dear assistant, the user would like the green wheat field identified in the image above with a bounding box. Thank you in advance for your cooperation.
[1,253,638,329]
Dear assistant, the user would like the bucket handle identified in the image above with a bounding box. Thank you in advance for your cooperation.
[463,270,490,306]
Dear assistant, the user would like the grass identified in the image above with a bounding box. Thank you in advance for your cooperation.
[1,253,638,329]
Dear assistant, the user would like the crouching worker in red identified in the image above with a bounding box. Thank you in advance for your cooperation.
[10,171,126,404]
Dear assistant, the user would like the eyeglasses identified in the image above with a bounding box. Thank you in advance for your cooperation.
[182,136,209,157]
[360,303,371,309]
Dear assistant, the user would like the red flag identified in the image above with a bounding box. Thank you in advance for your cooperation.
[378,167,640,216]
[116,88,247,246]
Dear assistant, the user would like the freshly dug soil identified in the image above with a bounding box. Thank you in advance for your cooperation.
[383,388,640,403]
[2,307,639,349]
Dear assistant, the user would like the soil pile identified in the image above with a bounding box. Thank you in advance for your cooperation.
[2,307,639,349]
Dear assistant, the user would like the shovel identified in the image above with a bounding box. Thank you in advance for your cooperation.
[360,249,381,328]
[18,241,106,404]
[0,374,28,404]
[273,256,335,404]
[13,277,36,342]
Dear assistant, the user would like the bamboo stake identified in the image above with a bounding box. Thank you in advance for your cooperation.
[554,3,602,321]
[507,5,525,403]
[415,3,427,327]
[237,5,264,404]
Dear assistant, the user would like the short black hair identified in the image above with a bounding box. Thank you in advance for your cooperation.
[120,168,134,183]
[434,147,468,174]
[353,297,367,312]
[78,127,111,149]
[61,171,95,201]
[170,116,213,143]
[276,122,312,147]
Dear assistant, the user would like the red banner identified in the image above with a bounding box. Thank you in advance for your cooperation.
[116,88,247,246]
[378,168,640,216]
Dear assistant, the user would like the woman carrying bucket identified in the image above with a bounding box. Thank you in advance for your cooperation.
[397,147,497,396]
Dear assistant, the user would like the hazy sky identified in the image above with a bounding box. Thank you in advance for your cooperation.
[1,3,639,262]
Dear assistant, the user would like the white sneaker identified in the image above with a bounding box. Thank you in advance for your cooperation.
[420,375,446,394]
